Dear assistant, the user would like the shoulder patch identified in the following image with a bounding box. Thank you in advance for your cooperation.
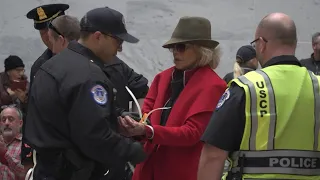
[216,88,230,109]
[91,85,108,105]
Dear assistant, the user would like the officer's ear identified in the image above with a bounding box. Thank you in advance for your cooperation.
[92,31,104,41]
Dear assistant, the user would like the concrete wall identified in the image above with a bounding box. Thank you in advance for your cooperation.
[0,0,319,82]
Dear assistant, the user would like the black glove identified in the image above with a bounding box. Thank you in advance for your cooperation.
[127,142,147,164]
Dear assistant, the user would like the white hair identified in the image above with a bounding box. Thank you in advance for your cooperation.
[195,46,221,69]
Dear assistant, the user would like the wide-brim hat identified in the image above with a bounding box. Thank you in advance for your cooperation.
[163,16,219,49]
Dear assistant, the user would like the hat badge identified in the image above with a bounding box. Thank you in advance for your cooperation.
[37,7,47,20]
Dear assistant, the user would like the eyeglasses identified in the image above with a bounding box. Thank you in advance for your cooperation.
[168,44,191,53]
[107,34,123,46]
[48,21,63,37]
[250,37,268,48]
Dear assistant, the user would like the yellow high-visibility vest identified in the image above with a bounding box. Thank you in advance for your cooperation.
[226,65,320,180]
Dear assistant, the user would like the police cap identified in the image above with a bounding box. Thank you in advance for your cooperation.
[26,3,69,30]
[80,7,139,43]
[236,45,256,63]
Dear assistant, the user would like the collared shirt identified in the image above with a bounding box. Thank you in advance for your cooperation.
[1,134,25,180]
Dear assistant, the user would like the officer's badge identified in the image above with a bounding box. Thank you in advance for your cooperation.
[91,85,108,105]
[216,88,230,110]
[36,7,47,20]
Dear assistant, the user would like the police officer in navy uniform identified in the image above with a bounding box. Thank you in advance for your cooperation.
[24,7,146,180]
[21,3,70,166]
[26,3,69,85]
[104,56,149,112]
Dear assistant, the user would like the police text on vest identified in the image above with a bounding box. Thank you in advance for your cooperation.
[269,157,318,168]
[256,81,267,117]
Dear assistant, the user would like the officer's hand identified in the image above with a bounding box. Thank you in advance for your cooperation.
[119,116,146,136]
[121,112,141,122]
[118,117,132,137]
[128,142,147,164]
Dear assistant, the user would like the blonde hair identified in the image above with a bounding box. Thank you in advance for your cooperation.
[233,57,244,78]
[195,46,221,69]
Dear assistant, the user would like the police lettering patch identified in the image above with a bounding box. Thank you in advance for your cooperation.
[216,89,230,109]
[91,85,108,105]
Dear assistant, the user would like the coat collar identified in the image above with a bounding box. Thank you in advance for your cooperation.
[171,68,198,86]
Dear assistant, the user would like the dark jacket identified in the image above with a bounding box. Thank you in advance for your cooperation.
[21,48,53,164]
[103,57,149,111]
[30,48,53,86]
[24,41,146,180]
[0,72,28,110]
[0,72,15,107]
[300,53,320,75]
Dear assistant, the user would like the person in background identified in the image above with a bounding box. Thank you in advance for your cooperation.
[198,13,320,180]
[223,45,258,84]
[47,15,80,54]
[0,107,29,180]
[103,56,149,112]
[26,3,70,85]
[0,56,28,109]
[118,16,227,180]
[300,32,320,75]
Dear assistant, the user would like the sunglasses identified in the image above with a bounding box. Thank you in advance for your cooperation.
[168,44,190,53]
[48,21,63,37]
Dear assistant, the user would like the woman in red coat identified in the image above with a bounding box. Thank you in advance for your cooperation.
[119,16,227,180]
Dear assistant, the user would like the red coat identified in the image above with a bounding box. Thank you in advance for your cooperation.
[132,65,227,180]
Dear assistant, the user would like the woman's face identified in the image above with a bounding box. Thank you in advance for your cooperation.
[169,44,199,70]
[7,67,25,81]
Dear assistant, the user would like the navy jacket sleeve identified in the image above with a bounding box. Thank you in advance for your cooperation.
[122,62,149,99]
[68,72,146,166]
[201,83,246,152]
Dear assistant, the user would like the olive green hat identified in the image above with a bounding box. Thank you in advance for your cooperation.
[163,16,219,49]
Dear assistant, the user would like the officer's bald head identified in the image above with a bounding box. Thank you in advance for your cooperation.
[254,13,297,66]
[256,13,297,46]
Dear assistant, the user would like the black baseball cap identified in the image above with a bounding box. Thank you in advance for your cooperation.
[26,3,69,30]
[80,7,139,43]
[236,45,256,62]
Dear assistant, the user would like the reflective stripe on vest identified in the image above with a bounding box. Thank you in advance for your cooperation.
[308,71,320,150]
[231,70,320,176]
[231,150,320,175]
[238,70,277,150]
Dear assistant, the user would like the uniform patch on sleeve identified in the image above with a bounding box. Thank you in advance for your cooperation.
[216,88,230,109]
[91,85,108,105]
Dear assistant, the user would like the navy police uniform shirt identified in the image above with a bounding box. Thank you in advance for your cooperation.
[24,41,145,169]
[103,57,149,111]
[201,55,302,152]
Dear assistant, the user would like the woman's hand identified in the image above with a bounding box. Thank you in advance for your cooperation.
[6,88,16,97]
[14,89,27,102]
